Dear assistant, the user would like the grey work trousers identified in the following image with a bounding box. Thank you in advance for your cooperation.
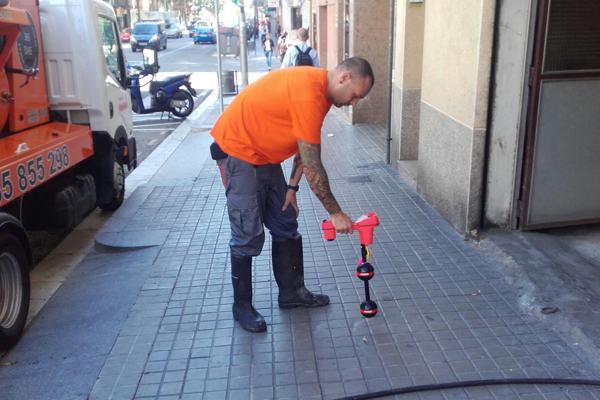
[218,155,300,258]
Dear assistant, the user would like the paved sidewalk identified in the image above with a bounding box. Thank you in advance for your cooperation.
[90,98,600,399]
[2,80,600,399]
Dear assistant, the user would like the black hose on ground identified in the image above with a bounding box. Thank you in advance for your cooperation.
[333,378,600,400]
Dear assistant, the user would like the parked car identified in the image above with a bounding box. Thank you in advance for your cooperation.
[193,26,216,44]
[187,21,197,37]
[131,21,167,52]
[165,22,182,39]
[120,27,131,43]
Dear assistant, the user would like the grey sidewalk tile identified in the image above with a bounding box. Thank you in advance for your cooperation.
[135,383,159,397]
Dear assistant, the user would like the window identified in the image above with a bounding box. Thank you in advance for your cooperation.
[543,0,600,73]
[291,7,302,30]
[134,24,159,35]
[98,16,126,86]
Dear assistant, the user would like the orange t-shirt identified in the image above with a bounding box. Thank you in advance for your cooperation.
[210,67,332,165]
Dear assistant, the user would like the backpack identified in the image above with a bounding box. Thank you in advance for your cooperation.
[294,45,313,66]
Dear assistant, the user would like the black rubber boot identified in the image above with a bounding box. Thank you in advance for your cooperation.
[272,237,330,309]
[231,255,266,332]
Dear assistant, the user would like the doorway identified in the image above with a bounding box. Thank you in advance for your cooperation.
[520,0,600,229]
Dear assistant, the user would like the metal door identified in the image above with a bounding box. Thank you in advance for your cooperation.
[520,0,600,229]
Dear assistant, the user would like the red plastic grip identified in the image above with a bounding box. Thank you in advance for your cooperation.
[321,212,380,245]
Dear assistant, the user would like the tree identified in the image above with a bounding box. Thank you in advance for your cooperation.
[194,0,227,15]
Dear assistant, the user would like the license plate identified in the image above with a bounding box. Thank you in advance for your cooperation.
[138,41,147,45]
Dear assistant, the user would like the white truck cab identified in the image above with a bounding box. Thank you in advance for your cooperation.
[40,0,136,171]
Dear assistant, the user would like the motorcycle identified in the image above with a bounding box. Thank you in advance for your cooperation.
[127,48,197,118]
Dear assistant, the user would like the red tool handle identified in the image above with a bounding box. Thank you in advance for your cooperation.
[321,211,380,245]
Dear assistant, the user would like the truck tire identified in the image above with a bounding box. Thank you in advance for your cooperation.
[0,231,30,351]
[98,160,124,211]
[170,90,194,118]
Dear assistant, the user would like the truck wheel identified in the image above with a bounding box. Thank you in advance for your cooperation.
[98,161,124,212]
[170,90,194,118]
[0,232,30,351]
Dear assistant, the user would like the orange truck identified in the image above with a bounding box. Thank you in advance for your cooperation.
[0,0,136,349]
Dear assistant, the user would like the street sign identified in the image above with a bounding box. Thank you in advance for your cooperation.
[267,0,279,8]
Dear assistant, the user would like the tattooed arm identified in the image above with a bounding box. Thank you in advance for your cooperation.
[297,139,353,233]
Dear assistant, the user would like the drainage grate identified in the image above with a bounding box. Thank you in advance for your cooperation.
[346,175,372,183]
[356,163,381,169]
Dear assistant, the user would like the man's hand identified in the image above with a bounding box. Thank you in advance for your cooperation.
[330,211,353,234]
[282,189,299,216]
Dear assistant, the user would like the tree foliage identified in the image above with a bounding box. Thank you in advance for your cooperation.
[194,0,227,14]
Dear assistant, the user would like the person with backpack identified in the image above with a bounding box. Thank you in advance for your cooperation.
[280,27,320,68]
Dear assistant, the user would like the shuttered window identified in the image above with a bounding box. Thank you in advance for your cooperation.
[543,0,600,73]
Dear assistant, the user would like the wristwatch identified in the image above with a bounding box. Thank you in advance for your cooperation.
[287,184,299,192]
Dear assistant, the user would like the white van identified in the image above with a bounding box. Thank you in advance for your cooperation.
[40,0,136,181]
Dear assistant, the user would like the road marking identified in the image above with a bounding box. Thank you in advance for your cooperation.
[133,128,174,132]
[160,131,168,136]
[133,119,180,125]
[157,41,195,57]
[148,138,158,146]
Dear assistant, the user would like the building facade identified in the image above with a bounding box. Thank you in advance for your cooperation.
[302,0,600,234]
[393,0,600,233]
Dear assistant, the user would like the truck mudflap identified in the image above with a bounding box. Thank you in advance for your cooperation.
[0,122,93,207]
[124,136,137,170]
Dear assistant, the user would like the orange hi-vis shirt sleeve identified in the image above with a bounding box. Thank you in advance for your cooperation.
[210,67,332,165]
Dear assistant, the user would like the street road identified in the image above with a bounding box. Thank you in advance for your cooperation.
[124,36,213,166]
[123,33,261,72]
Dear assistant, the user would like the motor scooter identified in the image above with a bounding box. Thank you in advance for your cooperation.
[128,48,197,118]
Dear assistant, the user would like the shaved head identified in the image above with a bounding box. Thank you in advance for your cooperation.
[327,57,375,108]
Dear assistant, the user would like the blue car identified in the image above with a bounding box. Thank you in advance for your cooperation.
[193,26,216,44]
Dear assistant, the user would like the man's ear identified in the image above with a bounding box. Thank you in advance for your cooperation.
[338,71,351,84]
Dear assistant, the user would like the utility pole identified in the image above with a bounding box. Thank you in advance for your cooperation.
[308,0,312,44]
[135,0,141,22]
[239,2,248,87]
[215,0,224,112]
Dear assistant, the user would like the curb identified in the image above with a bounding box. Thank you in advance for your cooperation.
[124,89,219,197]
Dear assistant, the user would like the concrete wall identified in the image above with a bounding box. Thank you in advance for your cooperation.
[326,1,340,68]
[315,0,341,69]
[417,0,495,232]
[390,0,425,166]
[483,1,533,229]
[350,0,392,123]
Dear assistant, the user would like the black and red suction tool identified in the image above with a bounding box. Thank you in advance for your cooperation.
[321,212,380,318]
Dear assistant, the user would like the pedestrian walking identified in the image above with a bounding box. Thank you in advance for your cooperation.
[262,32,274,71]
[209,58,375,332]
[276,31,288,62]
[280,27,320,68]
[259,19,268,43]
